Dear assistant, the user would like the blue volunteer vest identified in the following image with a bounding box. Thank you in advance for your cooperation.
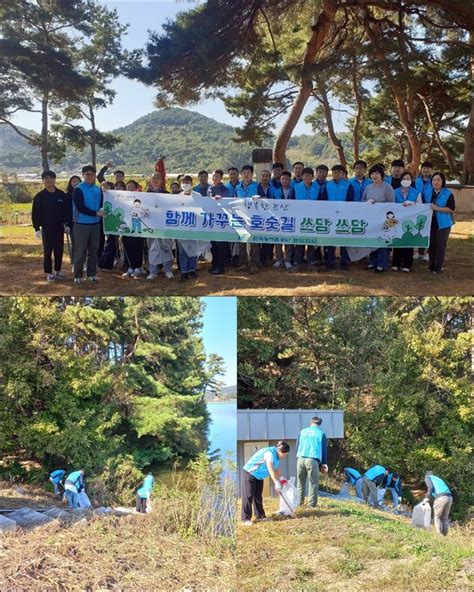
[66,470,83,489]
[236,181,260,198]
[293,181,320,200]
[429,475,451,497]
[394,186,420,204]
[415,176,432,203]
[432,187,455,230]
[326,179,350,201]
[243,446,279,480]
[193,183,211,196]
[225,181,239,197]
[386,474,402,494]
[73,182,102,224]
[364,465,385,481]
[296,426,324,459]
[137,474,155,498]
[344,467,362,485]
[50,469,65,483]
[349,177,372,202]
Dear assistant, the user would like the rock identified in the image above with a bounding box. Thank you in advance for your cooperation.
[113,507,136,516]
[0,514,17,532]
[94,506,113,515]
[44,507,72,520]
[8,508,54,529]
[15,487,27,495]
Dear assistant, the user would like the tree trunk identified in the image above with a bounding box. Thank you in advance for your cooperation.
[273,0,338,163]
[463,28,474,184]
[351,56,363,162]
[315,83,347,168]
[89,101,97,169]
[40,93,49,171]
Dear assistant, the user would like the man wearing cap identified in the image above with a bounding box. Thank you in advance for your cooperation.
[296,416,328,508]
[32,170,71,282]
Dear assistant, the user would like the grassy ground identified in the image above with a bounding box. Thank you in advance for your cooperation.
[0,216,472,296]
[237,497,473,592]
[0,482,236,591]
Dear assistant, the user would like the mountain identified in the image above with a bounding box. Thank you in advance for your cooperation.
[0,107,350,173]
[205,384,237,401]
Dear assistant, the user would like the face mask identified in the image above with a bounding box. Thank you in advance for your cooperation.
[181,183,192,192]
[401,179,411,188]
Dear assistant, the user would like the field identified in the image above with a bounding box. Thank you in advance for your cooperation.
[237,497,473,592]
[0,212,472,296]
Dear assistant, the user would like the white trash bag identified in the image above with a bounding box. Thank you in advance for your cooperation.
[411,500,432,529]
[77,490,92,508]
[278,477,300,516]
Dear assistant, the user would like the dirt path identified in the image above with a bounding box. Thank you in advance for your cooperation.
[1,217,472,296]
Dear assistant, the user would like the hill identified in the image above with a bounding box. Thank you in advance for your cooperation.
[0,108,350,173]
[237,496,473,591]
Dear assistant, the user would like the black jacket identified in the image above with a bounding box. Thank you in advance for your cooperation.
[32,188,71,230]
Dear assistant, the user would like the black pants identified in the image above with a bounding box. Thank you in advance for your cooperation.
[241,470,265,521]
[211,241,231,271]
[429,225,451,272]
[122,236,144,269]
[136,495,147,513]
[98,234,118,269]
[42,225,64,274]
[392,248,414,269]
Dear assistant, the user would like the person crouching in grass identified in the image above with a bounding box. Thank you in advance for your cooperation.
[32,170,71,282]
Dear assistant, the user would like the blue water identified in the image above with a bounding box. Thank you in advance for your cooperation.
[207,401,236,460]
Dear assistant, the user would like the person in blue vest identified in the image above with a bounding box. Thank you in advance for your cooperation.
[296,417,328,508]
[273,171,295,269]
[241,441,290,525]
[362,465,389,508]
[290,161,304,188]
[72,165,104,284]
[311,165,330,266]
[136,472,155,513]
[49,469,66,495]
[414,161,434,262]
[428,172,455,274]
[392,171,422,273]
[193,170,211,196]
[209,169,230,275]
[64,469,85,509]
[288,166,321,271]
[341,467,363,499]
[224,167,241,268]
[270,162,284,195]
[321,165,355,271]
[385,159,405,190]
[349,160,372,202]
[385,471,403,512]
[236,165,265,273]
[424,471,452,535]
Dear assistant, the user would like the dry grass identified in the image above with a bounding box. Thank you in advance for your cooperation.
[0,216,472,296]
[237,497,473,592]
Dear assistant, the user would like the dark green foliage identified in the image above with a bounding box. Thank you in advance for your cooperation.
[0,297,218,496]
[237,297,473,518]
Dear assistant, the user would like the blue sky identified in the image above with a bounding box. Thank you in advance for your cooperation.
[12,1,348,136]
[200,297,236,388]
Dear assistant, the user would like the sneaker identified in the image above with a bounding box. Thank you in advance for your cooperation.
[241,520,253,526]
[209,268,224,275]
[423,253,430,262]
[87,276,98,283]
[255,517,271,522]
[374,267,385,273]
[391,266,399,271]
[401,267,410,273]
[165,270,174,279]
[366,265,376,270]
[132,268,142,279]
[273,260,283,268]
[73,278,81,284]
[55,271,65,279]
[46,274,57,282]
[413,252,421,260]
[122,268,134,277]
[146,273,158,281]
[188,271,198,279]
[284,261,292,270]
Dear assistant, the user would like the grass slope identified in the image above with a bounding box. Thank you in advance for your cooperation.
[237,497,473,592]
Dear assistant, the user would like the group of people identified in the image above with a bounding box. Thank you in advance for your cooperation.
[31,158,455,283]
[49,468,155,514]
[241,417,453,536]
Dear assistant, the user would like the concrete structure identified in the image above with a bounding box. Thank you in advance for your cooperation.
[8,508,54,529]
[0,514,17,532]
[237,409,344,496]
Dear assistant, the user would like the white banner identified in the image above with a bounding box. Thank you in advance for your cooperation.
[103,190,433,248]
